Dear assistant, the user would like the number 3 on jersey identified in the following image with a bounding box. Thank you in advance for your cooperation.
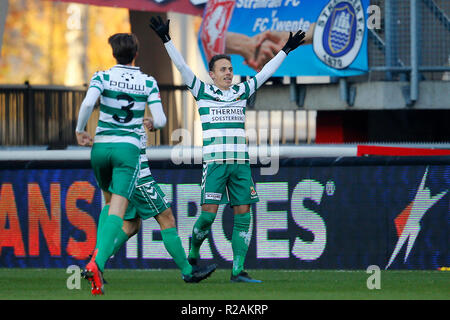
[113,94,135,124]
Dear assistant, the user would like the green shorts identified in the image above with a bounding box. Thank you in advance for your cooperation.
[91,142,140,200]
[200,162,259,206]
[124,175,171,221]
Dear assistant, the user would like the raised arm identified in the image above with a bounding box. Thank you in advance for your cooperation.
[150,16,202,97]
[253,29,306,90]
[164,41,197,89]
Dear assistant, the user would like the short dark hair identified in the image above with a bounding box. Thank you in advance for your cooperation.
[208,54,232,71]
[108,33,139,65]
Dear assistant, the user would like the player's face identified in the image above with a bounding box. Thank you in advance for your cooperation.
[210,59,233,90]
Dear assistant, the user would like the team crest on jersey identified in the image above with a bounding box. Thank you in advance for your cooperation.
[313,0,365,69]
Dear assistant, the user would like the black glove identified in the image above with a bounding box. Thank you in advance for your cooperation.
[281,30,306,55]
[149,16,171,43]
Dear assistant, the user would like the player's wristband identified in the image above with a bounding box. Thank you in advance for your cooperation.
[281,45,292,55]
[161,34,171,43]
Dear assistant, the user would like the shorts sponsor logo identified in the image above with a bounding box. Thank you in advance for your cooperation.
[205,192,223,201]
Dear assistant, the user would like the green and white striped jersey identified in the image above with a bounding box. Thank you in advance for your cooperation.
[87,65,161,149]
[164,40,286,163]
[193,79,256,162]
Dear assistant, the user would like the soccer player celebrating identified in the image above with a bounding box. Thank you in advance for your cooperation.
[76,33,215,295]
[150,16,305,282]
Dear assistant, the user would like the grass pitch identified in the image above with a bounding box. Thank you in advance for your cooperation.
[0,268,448,300]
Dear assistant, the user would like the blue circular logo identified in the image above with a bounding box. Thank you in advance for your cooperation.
[313,0,365,69]
[323,2,357,58]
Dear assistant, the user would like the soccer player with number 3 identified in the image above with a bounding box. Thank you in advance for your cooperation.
[75,33,216,295]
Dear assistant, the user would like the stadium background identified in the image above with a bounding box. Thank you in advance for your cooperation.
[0,0,449,296]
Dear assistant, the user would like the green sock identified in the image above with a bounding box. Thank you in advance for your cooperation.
[112,228,129,256]
[95,205,110,250]
[161,228,192,276]
[188,210,216,260]
[231,212,251,276]
[95,214,123,272]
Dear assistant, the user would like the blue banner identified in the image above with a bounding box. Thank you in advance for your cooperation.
[198,0,369,77]
[1,158,449,270]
